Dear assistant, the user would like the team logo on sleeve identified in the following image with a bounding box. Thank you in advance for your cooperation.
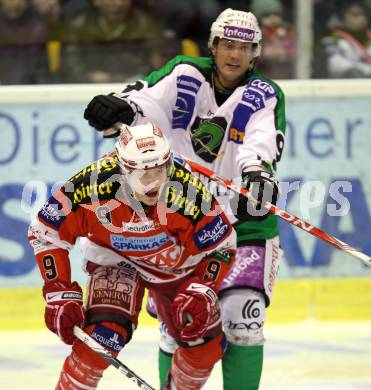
[193,215,230,250]
[249,78,276,98]
[228,77,277,144]
[38,196,66,228]
[172,75,201,130]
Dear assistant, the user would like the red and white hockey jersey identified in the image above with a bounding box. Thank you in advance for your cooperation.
[28,154,236,286]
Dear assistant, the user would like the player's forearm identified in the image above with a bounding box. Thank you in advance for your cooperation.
[195,248,236,291]
[28,222,72,283]
[34,248,72,284]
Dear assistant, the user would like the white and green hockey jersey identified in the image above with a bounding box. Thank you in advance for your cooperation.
[119,55,286,243]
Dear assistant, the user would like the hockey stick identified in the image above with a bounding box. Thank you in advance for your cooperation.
[73,326,156,390]
[101,122,370,266]
[180,157,371,267]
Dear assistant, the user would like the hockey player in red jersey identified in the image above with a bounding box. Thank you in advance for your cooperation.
[28,122,236,389]
[84,8,285,390]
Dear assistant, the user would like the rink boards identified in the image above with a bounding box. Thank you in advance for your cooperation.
[2,277,371,330]
[1,81,371,329]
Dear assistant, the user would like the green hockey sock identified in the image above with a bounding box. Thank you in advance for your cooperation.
[222,344,263,390]
[158,348,173,386]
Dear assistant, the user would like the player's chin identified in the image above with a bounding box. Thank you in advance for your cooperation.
[141,189,161,205]
[224,65,244,78]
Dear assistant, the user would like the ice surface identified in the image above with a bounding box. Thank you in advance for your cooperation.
[1,320,371,389]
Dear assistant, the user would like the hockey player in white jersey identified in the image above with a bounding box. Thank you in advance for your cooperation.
[84,8,286,390]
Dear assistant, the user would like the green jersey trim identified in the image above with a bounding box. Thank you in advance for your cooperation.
[234,214,279,242]
[144,55,214,86]
[251,70,286,137]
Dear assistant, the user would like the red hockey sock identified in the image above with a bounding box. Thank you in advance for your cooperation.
[57,349,105,390]
[55,322,128,389]
[169,333,225,389]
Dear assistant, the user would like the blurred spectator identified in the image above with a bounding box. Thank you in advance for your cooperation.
[31,0,89,22]
[32,0,62,22]
[0,0,49,84]
[251,0,296,78]
[55,0,178,83]
[322,0,371,78]
[150,0,220,56]
[30,0,91,77]
[312,0,337,78]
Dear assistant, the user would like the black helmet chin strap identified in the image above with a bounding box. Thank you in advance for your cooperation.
[212,64,254,94]
[249,57,258,72]
[213,72,237,93]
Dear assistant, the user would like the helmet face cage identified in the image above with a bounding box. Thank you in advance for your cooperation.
[208,8,262,57]
[122,159,173,196]
[115,123,173,195]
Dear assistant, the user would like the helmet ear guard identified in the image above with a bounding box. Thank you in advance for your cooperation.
[208,8,262,57]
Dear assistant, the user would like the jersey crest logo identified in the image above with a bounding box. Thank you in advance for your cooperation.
[190,116,227,163]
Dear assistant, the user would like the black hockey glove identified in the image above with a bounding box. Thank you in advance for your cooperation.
[235,169,279,222]
[84,93,135,135]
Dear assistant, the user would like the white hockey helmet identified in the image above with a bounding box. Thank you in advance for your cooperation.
[115,123,172,195]
[208,8,262,57]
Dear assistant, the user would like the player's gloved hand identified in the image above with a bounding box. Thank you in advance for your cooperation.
[84,93,135,134]
[171,277,221,342]
[236,169,279,221]
[43,280,85,345]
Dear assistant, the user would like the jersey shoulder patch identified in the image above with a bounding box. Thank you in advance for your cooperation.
[246,76,277,101]
[162,160,214,224]
[248,72,285,99]
[65,155,121,209]
[237,73,285,117]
